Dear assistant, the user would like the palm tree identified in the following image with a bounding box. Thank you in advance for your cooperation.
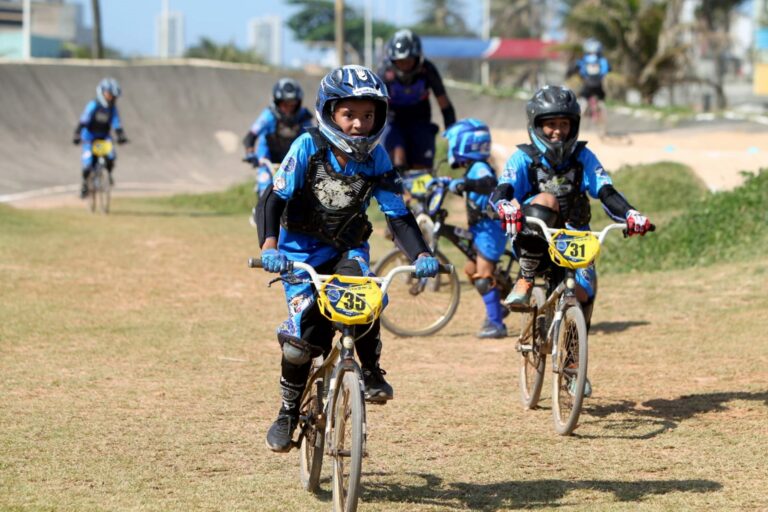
[91,0,103,59]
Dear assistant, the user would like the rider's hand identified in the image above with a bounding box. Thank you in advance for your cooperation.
[625,209,651,236]
[448,178,466,194]
[116,129,129,145]
[261,248,288,273]
[497,200,524,236]
[414,253,439,278]
[244,152,259,164]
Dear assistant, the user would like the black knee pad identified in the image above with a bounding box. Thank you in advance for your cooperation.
[105,159,115,171]
[473,277,493,295]
[278,333,323,366]
[523,203,560,228]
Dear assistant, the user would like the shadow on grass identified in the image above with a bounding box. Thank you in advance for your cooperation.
[363,472,721,510]
[590,320,650,334]
[581,391,768,439]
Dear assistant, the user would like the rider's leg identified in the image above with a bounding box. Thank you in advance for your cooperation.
[80,143,94,198]
[105,157,115,185]
[506,194,560,307]
[569,263,597,398]
[475,255,507,339]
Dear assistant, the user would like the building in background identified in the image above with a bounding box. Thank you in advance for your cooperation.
[0,0,90,59]
[155,6,184,58]
[248,15,281,66]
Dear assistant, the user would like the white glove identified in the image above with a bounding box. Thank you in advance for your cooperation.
[497,200,523,236]
[626,209,651,236]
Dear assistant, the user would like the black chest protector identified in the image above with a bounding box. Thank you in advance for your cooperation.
[88,106,113,135]
[281,128,376,250]
[517,142,592,226]
[266,108,311,163]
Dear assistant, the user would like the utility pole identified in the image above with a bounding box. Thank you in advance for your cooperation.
[22,0,31,59]
[481,0,490,86]
[364,0,372,68]
[335,0,345,67]
[91,0,104,59]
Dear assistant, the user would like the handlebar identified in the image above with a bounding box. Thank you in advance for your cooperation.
[248,257,452,296]
[524,217,655,244]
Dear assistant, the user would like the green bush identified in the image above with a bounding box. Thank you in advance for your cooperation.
[600,169,768,272]
[609,161,710,214]
[151,181,255,215]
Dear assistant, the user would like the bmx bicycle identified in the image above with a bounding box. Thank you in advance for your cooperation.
[374,175,516,337]
[85,139,113,214]
[249,256,451,511]
[515,217,654,435]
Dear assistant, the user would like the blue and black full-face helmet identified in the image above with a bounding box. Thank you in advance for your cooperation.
[442,118,491,168]
[526,85,581,169]
[273,78,303,106]
[96,77,121,107]
[315,65,389,162]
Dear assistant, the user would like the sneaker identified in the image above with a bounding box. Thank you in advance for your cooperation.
[362,367,393,403]
[265,411,298,452]
[504,278,533,308]
[477,321,507,339]
[567,376,592,398]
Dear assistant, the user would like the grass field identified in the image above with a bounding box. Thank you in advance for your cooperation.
[2,178,768,511]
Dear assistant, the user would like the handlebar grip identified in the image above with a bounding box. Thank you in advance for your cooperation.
[438,263,453,274]
[248,257,263,268]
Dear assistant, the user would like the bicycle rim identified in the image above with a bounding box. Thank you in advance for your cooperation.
[299,377,325,493]
[331,371,365,512]
[518,287,547,409]
[552,305,588,435]
[374,249,460,337]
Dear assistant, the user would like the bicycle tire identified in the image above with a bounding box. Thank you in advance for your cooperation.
[299,376,325,493]
[99,176,111,214]
[374,248,460,337]
[518,287,548,409]
[330,371,365,512]
[552,305,588,435]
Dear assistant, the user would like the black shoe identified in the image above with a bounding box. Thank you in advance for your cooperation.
[363,367,393,403]
[477,321,507,339]
[265,412,297,453]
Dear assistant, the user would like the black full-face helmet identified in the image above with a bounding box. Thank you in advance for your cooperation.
[386,29,424,82]
[526,85,581,168]
[272,78,303,119]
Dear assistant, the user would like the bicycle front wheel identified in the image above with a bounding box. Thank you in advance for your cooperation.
[552,305,588,435]
[374,249,460,337]
[518,287,548,409]
[329,371,365,512]
[299,376,325,493]
[98,178,111,214]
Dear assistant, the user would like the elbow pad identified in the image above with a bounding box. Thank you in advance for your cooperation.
[386,213,431,262]
[243,131,257,150]
[487,183,515,219]
[256,185,286,246]
[441,105,456,129]
[598,184,634,221]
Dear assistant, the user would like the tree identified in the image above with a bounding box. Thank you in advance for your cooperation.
[286,0,396,64]
[411,0,472,36]
[184,37,264,64]
[91,0,103,58]
[564,0,690,104]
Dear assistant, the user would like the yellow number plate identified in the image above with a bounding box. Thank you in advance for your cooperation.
[548,229,601,269]
[91,139,113,158]
[317,275,383,325]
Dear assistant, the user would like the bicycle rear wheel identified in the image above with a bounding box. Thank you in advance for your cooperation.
[518,287,548,409]
[329,370,365,512]
[374,248,460,337]
[299,376,325,493]
[552,305,588,435]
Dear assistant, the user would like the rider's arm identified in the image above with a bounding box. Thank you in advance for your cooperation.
[424,60,456,129]
[243,110,272,153]
[464,163,498,195]
[256,184,286,247]
[111,105,123,132]
[580,149,635,220]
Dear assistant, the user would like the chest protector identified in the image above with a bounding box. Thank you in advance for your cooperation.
[517,142,591,226]
[281,128,375,250]
[88,106,114,135]
[266,108,310,163]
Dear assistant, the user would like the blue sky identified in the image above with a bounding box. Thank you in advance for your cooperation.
[72,0,484,66]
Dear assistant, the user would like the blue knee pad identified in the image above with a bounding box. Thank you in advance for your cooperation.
[576,264,597,300]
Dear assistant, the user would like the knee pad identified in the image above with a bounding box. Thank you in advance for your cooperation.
[105,159,115,171]
[473,277,494,295]
[278,333,322,366]
[523,203,560,228]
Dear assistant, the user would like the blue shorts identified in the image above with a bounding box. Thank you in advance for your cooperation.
[470,219,507,262]
[382,121,438,168]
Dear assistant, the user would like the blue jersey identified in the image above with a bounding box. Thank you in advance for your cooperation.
[500,145,613,203]
[249,107,314,162]
[576,54,610,86]
[464,161,506,261]
[272,133,410,267]
[78,100,122,140]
